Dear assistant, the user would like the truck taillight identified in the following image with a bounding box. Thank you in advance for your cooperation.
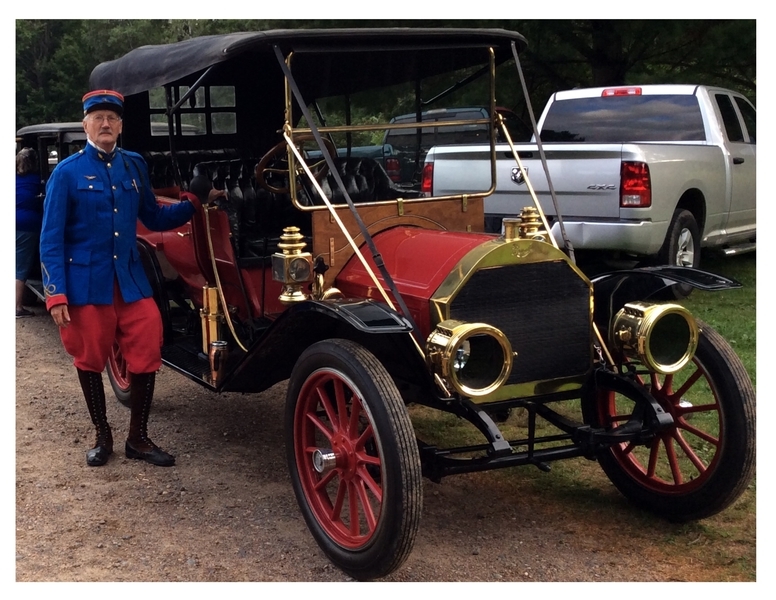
[420,163,434,195]
[602,87,642,97]
[385,157,401,182]
[620,161,651,207]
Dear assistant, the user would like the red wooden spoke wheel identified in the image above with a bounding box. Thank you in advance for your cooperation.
[285,339,421,580]
[591,321,755,521]
[106,340,131,407]
[295,369,383,547]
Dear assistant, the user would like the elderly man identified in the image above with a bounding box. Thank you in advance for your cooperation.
[40,90,219,467]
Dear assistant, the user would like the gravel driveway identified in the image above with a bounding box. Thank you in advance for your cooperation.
[15,310,756,583]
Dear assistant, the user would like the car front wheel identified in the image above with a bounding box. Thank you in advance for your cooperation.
[589,321,755,521]
[285,339,422,580]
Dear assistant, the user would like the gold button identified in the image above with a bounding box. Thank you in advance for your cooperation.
[114,232,119,237]
[114,208,118,212]
[107,163,112,168]
[112,185,116,190]
[113,255,117,260]
[88,185,93,189]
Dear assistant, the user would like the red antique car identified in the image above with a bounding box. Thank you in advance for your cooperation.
[86,28,755,580]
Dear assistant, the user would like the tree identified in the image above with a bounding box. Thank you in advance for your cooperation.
[16,19,755,130]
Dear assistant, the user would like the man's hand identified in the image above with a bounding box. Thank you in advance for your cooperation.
[207,188,227,205]
[50,304,70,328]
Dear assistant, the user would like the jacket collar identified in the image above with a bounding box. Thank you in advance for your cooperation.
[85,139,118,162]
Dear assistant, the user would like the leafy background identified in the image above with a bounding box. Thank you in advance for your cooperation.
[15,19,756,131]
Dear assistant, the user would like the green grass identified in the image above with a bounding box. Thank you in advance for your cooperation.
[681,252,756,387]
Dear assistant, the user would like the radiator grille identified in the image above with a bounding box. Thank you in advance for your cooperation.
[449,260,592,385]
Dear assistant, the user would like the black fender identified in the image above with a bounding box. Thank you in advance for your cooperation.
[591,265,741,333]
[221,299,432,395]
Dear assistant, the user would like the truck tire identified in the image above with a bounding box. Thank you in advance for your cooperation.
[658,209,700,299]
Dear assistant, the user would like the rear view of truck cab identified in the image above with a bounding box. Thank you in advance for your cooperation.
[425,84,756,287]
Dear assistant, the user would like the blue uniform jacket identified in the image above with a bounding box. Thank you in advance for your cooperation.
[40,143,196,308]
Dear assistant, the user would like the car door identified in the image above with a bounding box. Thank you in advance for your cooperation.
[713,92,756,240]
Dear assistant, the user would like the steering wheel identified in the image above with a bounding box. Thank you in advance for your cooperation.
[255,134,337,195]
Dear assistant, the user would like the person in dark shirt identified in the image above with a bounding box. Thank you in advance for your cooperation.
[16,147,43,318]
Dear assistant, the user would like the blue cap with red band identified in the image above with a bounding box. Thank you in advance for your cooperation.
[82,90,124,116]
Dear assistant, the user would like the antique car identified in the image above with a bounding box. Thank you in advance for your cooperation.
[86,28,755,580]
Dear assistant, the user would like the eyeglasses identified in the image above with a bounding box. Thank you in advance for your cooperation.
[88,114,122,124]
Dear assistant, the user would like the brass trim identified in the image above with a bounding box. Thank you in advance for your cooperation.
[281,47,499,212]
[426,319,514,398]
[200,285,222,355]
[430,237,593,326]
[470,374,588,405]
[611,301,699,374]
[293,117,491,137]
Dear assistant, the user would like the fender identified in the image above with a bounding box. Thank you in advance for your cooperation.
[591,265,741,332]
[219,299,428,394]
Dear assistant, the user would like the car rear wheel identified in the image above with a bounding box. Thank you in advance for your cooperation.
[590,321,755,521]
[106,342,131,407]
[285,339,422,580]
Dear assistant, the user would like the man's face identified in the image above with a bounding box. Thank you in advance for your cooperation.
[83,110,123,152]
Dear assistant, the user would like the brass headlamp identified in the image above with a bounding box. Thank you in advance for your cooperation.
[426,319,514,397]
[610,301,699,374]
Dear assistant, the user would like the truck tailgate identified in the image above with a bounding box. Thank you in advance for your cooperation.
[429,143,625,219]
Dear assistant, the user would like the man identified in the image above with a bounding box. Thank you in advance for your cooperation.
[40,90,220,467]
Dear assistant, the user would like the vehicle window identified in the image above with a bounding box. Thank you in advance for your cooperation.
[734,97,756,143]
[540,95,706,142]
[149,85,235,136]
[382,108,532,149]
[386,117,490,148]
[295,62,495,189]
[301,70,493,153]
[498,111,532,143]
[714,94,745,143]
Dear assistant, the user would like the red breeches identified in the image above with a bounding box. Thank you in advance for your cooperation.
[60,282,163,373]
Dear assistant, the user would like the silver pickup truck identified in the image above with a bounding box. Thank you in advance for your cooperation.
[424,85,756,276]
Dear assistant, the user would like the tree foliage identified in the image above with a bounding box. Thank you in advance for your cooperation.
[16,19,755,131]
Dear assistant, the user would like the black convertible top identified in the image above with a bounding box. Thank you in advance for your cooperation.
[89,28,528,98]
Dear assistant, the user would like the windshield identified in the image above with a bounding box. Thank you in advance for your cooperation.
[295,61,499,189]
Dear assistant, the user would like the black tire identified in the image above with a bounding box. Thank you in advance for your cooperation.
[285,339,422,580]
[658,209,701,299]
[589,321,755,521]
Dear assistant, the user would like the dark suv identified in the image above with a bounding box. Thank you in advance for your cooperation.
[379,106,530,186]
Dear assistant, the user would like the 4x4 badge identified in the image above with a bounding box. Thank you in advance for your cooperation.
[511,166,528,185]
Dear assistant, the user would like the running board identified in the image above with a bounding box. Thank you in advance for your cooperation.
[24,280,45,302]
[722,242,756,256]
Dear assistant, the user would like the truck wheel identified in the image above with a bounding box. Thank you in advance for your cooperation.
[659,209,700,299]
[285,339,422,580]
[590,321,755,521]
[106,343,131,407]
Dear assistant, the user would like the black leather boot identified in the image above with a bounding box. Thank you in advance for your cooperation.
[125,371,175,467]
[76,368,113,467]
